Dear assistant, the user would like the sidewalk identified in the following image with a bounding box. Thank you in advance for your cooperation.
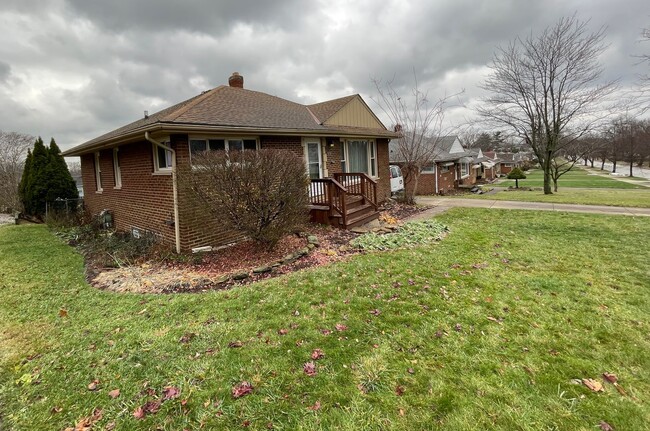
[412,197,650,219]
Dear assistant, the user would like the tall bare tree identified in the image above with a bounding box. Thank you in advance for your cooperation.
[0,131,33,213]
[478,15,617,194]
[372,75,459,204]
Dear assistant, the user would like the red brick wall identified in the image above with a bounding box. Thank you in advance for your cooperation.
[81,140,176,246]
[375,139,390,203]
[260,135,303,157]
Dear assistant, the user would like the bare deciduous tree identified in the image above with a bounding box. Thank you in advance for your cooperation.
[606,115,650,176]
[0,131,33,213]
[478,15,617,194]
[372,74,460,204]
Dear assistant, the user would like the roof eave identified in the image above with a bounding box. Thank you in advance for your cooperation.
[63,123,398,156]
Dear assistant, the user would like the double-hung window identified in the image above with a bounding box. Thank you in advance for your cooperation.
[94,151,103,192]
[341,139,378,178]
[153,142,173,173]
[113,147,122,188]
[460,162,469,177]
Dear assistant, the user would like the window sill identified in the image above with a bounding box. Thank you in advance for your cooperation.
[460,174,470,179]
[152,171,172,176]
[421,171,435,175]
[113,186,122,190]
[95,190,103,194]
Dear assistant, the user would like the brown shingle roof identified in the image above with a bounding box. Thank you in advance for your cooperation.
[64,87,396,156]
[307,95,356,123]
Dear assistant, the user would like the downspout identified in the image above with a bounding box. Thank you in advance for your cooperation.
[435,163,439,195]
[145,132,181,254]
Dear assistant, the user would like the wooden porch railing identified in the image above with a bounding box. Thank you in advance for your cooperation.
[333,172,378,210]
[309,178,348,226]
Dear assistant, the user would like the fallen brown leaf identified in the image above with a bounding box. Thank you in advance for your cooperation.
[602,373,617,383]
[143,400,161,415]
[228,341,243,348]
[278,328,288,335]
[59,308,68,318]
[179,332,196,343]
[232,381,254,399]
[582,378,604,392]
[311,349,325,360]
[599,420,615,431]
[108,388,120,399]
[307,400,321,411]
[303,361,317,376]
[133,406,146,420]
[334,323,348,331]
[163,386,180,400]
[87,379,99,391]
[71,408,103,431]
[395,385,405,396]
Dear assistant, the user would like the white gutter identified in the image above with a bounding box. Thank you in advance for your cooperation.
[145,132,181,254]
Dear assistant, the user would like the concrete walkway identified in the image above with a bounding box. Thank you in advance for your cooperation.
[413,197,650,219]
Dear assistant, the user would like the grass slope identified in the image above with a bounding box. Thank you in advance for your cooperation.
[1,212,649,430]
[497,167,644,189]
[457,188,650,208]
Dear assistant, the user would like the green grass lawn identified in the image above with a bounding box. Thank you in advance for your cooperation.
[1,212,649,430]
[497,167,645,189]
[457,188,650,208]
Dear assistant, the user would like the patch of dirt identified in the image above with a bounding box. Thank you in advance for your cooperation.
[380,201,432,220]
[90,203,426,294]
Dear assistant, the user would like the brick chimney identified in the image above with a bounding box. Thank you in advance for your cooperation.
[228,72,244,88]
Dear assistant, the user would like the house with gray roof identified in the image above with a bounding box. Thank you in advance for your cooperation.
[388,135,484,195]
[63,73,397,252]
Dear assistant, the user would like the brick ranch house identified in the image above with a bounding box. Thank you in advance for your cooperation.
[63,73,398,252]
[389,136,497,195]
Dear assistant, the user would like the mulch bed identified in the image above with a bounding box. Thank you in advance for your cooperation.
[90,201,432,294]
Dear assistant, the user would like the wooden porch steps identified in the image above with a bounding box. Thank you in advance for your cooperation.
[311,196,380,229]
[308,172,380,230]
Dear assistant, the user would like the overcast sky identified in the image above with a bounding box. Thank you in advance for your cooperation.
[0,0,648,153]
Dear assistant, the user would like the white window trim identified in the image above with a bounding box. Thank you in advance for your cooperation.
[94,151,103,193]
[342,139,378,179]
[152,141,173,174]
[113,147,122,189]
[460,162,470,178]
[421,162,436,174]
[188,135,259,165]
[303,138,323,179]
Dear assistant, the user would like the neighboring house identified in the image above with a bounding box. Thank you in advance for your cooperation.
[389,135,476,195]
[63,73,398,252]
[467,148,498,182]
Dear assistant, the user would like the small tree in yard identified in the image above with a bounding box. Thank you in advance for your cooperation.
[372,74,459,204]
[19,137,78,218]
[507,167,526,188]
[182,149,310,249]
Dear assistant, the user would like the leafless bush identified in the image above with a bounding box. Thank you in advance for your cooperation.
[182,149,310,249]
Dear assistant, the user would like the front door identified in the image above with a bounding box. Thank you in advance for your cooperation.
[306,140,323,198]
